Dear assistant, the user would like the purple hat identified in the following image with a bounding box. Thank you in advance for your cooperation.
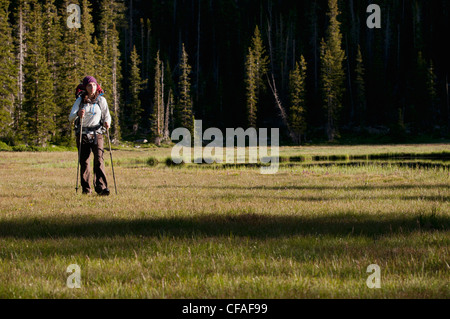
[82,76,98,87]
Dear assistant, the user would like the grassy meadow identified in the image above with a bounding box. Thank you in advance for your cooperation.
[0,144,449,298]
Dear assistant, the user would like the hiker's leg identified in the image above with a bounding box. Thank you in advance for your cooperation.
[93,134,108,193]
[77,134,92,193]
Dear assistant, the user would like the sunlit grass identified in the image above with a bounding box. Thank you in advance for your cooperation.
[0,145,449,298]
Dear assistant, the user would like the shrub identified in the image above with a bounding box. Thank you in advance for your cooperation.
[165,157,185,167]
[0,141,12,151]
[289,156,306,162]
[12,145,28,152]
[146,157,159,167]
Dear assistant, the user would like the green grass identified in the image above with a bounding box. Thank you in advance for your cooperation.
[0,145,449,298]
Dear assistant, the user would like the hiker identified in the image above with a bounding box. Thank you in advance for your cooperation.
[69,76,111,196]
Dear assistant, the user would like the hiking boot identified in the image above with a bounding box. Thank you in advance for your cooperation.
[82,189,92,195]
[99,188,110,196]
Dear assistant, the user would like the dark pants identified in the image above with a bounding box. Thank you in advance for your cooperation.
[76,133,108,194]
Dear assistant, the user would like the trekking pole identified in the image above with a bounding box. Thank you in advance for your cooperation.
[106,128,117,195]
[75,116,83,193]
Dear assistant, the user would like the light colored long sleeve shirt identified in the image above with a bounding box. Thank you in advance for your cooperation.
[68,96,112,128]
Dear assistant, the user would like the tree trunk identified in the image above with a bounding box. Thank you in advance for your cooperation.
[310,2,319,94]
[327,96,334,141]
[160,62,164,137]
[16,6,25,131]
[385,7,391,72]
[140,18,144,79]
[349,0,359,46]
[164,89,171,140]
[283,30,289,93]
[129,0,133,54]
[447,75,450,134]
[346,36,355,123]
[112,36,119,142]
[267,73,295,142]
[146,19,151,84]
[292,39,295,70]
[196,0,200,107]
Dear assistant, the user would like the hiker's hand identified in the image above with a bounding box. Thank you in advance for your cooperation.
[78,109,85,118]
[104,122,110,130]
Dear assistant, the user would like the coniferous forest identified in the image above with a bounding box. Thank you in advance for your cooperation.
[0,0,449,147]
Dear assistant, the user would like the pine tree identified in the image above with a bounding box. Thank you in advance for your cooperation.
[129,45,146,135]
[95,3,111,95]
[57,0,82,144]
[43,0,61,84]
[245,25,269,128]
[0,0,17,139]
[23,0,56,147]
[98,0,125,142]
[42,0,63,141]
[251,25,269,92]
[152,50,163,143]
[164,60,175,134]
[78,0,96,78]
[93,36,103,83]
[246,48,257,128]
[427,60,438,124]
[355,45,366,126]
[164,88,173,140]
[289,55,307,144]
[146,19,151,81]
[320,0,346,141]
[13,0,30,139]
[178,43,194,135]
[110,22,123,142]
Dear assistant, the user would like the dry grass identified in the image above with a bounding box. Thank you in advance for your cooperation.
[0,145,449,298]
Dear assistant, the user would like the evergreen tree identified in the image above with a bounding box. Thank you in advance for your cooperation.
[98,0,125,142]
[164,88,173,140]
[13,0,30,139]
[178,43,194,135]
[0,0,447,144]
[245,48,257,128]
[164,60,175,134]
[58,0,82,144]
[0,0,17,139]
[93,36,103,83]
[320,0,346,141]
[78,0,96,78]
[355,45,366,126]
[146,19,151,81]
[129,45,146,134]
[427,60,438,124]
[43,0,61,86]
[289,55,307,144]
[23,0,56,146]
[250,26,269,93]
[109,22,123,142]
[152,50,163,143]
[43,0,63,141]
[245,25,269,128]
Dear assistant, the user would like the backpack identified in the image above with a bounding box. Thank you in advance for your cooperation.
[73,83,105,135]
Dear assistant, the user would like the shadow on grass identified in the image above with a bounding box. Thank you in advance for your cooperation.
[156,184,450,191]
[210,194,450,202]
[0,213,448,239]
